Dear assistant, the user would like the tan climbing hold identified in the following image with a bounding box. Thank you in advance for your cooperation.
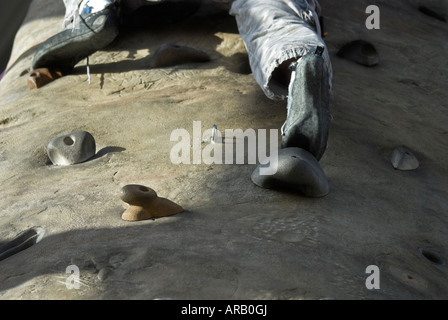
[27,68,63,89]
[120,184,183,221]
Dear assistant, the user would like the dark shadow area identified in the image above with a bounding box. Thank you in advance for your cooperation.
[120,0,203,28]
[93,146,126,159]
[4,1,239,77]
[63,7,249,78]
[0,0,33,72]
[418,5,447,22]
[0,217,203,294]
[0,218,447,298]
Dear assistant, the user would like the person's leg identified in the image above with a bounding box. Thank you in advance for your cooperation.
[282,46,330,161]
[230,0,332,160]
[32,0,121,72]
[32,0,203,72]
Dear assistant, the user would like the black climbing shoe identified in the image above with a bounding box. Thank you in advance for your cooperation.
[281,47,331,161]
[32,3,120,72]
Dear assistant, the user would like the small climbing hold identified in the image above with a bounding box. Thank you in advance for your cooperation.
[390,146,419,171]
[47,131,96,166]
[27,68,63,89]
[148,43,210,68]
[120,184,183,221]
[337,40,379,67]
[251,147,330,197]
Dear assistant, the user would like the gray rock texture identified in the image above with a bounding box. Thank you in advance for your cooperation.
[0,0,447,300]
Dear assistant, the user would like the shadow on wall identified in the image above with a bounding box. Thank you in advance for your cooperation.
[2,0,236,79]
[0,0,32,73]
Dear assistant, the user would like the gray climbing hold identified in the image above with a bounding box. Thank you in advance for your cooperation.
[149,43,210,68]
[251,147,330,197]
[47,131,96,166]
[337,40,379,67]
[0,227,45,262]
[390,146,419,170]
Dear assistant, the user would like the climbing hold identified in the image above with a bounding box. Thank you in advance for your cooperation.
[120,184,183,221]
[47,131,96,166]
[27,68,63,89]
[251,147,330,197]
[148,43,210,68]
[390,146,419,170]
[0,227,45,262]
[337,40,379,67]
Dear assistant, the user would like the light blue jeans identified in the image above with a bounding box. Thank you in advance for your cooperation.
[62,0,332,100]
[230,0,332,100]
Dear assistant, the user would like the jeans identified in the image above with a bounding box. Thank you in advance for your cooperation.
[230,0,332,100]
[62,0,332,100]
